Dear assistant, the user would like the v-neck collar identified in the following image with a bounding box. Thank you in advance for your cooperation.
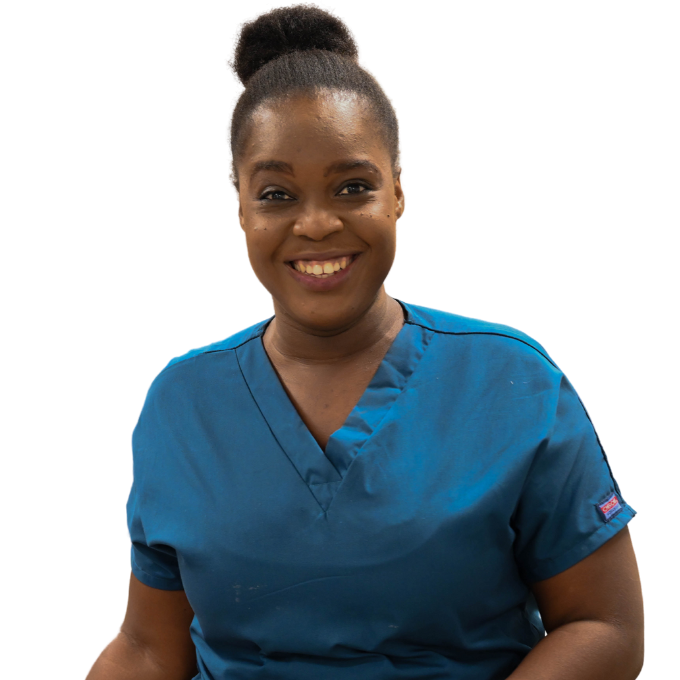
[234,301,433,512]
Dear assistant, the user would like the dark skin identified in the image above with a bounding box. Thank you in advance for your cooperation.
[232,93,406,377]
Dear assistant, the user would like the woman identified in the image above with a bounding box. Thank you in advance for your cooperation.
[88,6,643,679]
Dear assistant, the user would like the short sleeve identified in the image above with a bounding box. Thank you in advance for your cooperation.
[127,481,184,591]
[125,381,184,591]
[512,374,636,584]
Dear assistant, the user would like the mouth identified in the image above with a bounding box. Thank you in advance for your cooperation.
[286,253,361,292]
[286,253,361,279]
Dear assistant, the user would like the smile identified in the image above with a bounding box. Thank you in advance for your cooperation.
[288,254,357,278]
[286,253,361,292]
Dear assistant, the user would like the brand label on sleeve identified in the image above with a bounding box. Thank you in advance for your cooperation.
[597,492,623,522]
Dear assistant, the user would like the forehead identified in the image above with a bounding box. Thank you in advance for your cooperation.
[241,92,390,169]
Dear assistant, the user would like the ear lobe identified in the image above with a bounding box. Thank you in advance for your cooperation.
[238,204,246,232]
[394,175,405,219]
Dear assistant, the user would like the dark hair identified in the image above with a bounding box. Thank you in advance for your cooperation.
[229,4,400,187]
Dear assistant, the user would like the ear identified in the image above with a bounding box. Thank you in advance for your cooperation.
[393,172,405,219]
[232,187,245,233]
[236,203,245,233]
[232,162,248,231]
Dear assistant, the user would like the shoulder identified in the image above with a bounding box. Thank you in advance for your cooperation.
[164,318,270,370]
[146,317,271,399]
[400,300,559,371]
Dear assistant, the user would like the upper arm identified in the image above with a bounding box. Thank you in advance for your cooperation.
[121,571,197,675]
[530,526,644,646]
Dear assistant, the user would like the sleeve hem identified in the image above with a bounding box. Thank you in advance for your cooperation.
[131,562,185,592]
[521,504,637,584]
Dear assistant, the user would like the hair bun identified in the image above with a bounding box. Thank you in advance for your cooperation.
[233,4,358,85]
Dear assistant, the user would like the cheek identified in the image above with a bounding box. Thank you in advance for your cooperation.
[374,197,396,225]
[245,231,275,268]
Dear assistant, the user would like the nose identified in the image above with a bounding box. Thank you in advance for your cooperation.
[293,210,344,241]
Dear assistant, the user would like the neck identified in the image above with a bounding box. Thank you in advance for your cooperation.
[264,289,404,365]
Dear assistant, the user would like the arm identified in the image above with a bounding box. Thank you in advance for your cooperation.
[508,618,642,680]
[507,526,644,679]
[85,633,198,680]
[87,572,197,680]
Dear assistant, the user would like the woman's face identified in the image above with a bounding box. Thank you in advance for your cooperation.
[237,92,404,333]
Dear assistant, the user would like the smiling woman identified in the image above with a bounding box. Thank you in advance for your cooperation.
[87,5,643,680]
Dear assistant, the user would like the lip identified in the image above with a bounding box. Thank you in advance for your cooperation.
[284,253,361,292]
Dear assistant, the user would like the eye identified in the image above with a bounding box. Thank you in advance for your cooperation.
[260,191,288,203]
[260,182,371,203]
[338,182,371,196]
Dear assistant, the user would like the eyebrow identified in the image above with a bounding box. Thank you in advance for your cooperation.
[248,158,382,182]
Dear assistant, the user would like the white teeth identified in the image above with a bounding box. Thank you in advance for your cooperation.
[292,255,354,278]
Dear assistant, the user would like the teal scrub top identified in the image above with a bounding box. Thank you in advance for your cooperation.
[127,301,636,680]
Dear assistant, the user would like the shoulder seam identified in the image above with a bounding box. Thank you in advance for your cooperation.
[406,321,564,373]
[156,326,260,375]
